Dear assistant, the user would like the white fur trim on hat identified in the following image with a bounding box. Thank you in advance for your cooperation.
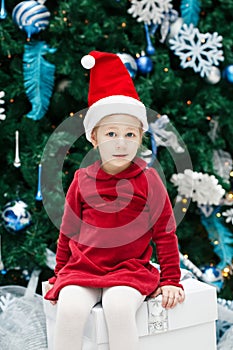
[84,95,148,142]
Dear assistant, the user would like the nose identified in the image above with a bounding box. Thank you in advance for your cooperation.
[115,137,126,148]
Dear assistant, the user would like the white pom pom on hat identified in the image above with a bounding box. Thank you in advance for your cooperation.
[81,51,148,142]
[81,54,96,69]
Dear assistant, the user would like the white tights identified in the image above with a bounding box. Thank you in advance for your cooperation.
[54,285,145,350]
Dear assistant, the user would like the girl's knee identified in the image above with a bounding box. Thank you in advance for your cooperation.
[57,286,95,320]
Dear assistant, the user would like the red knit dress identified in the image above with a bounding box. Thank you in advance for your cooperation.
[45,158,182,301]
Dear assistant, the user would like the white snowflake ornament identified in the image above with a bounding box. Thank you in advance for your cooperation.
[169,23,224,77]
[170,169,196,198]
[171,169,225,206]
[222,209,233,225]
[192,173,225,205]
[128,0,173,25]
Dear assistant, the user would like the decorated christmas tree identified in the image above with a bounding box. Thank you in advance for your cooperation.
[0,0,233,312]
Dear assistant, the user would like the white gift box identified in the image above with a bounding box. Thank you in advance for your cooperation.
[42,275,218,350]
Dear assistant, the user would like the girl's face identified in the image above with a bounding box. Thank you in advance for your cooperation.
[91,114,142,174]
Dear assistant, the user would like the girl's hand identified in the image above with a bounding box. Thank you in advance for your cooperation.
[45,283,57,305]
[149,285,185,309]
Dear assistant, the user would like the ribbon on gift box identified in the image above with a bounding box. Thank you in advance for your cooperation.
[147,295,168,334]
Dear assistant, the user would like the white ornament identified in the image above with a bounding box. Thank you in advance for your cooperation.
[0,91,6,120]
[171,169,225,206]
[222,209,233,225]
[205,66,221,84]
[169,23,224,77]
[213,149,232,184]
[171,169,196,198]
[149,115,184,153]
[166,17,183,41]
[128,0,173,25]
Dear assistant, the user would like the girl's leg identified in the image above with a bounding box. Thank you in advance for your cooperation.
[102,286,145,350]
[53,285,101,350]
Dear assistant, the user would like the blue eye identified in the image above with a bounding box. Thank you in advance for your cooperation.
[107,132,116,137]
[126,132,135,137]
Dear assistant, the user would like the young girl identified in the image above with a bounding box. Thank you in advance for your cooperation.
[44,51,185,350]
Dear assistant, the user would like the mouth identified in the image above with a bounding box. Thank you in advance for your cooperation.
[112,154,128,158]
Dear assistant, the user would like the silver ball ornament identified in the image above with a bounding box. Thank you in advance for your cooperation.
[205,66,221,84]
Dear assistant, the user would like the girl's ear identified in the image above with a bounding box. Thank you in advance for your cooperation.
[91,129,98,149]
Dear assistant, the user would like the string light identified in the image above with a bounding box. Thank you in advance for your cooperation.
[163,67,169,72]
[213,240,219,245]
[216,212,221,218]
[230,170,233,177]
[186,100,192,105]
[182,207,187,213]
[206,116,212,121]
[226,191,233,201]
[222,266,230,277]
[69,112,74,117]
[121,22,126,28]
[183,254,188,259]
[182,198,188,204]
[9,98,14,103]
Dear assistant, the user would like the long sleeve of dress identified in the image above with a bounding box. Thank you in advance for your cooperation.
[48,171,81,284]
[147,168,183,289]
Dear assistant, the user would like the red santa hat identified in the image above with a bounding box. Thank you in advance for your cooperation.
[81,51,148,142]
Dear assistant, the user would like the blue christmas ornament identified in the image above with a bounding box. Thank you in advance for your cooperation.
[1,200,31,233]
[144,24,156,55]
[136,54,153,74]
[117,53,138,79]
[180,0,201,26]
[200,206,233,270]
[23,41,56,120]
[35,163,42,201]
[12,0,50,39]
[222,65,233,83]
[0,0,7,20]
[201,265,223,291]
